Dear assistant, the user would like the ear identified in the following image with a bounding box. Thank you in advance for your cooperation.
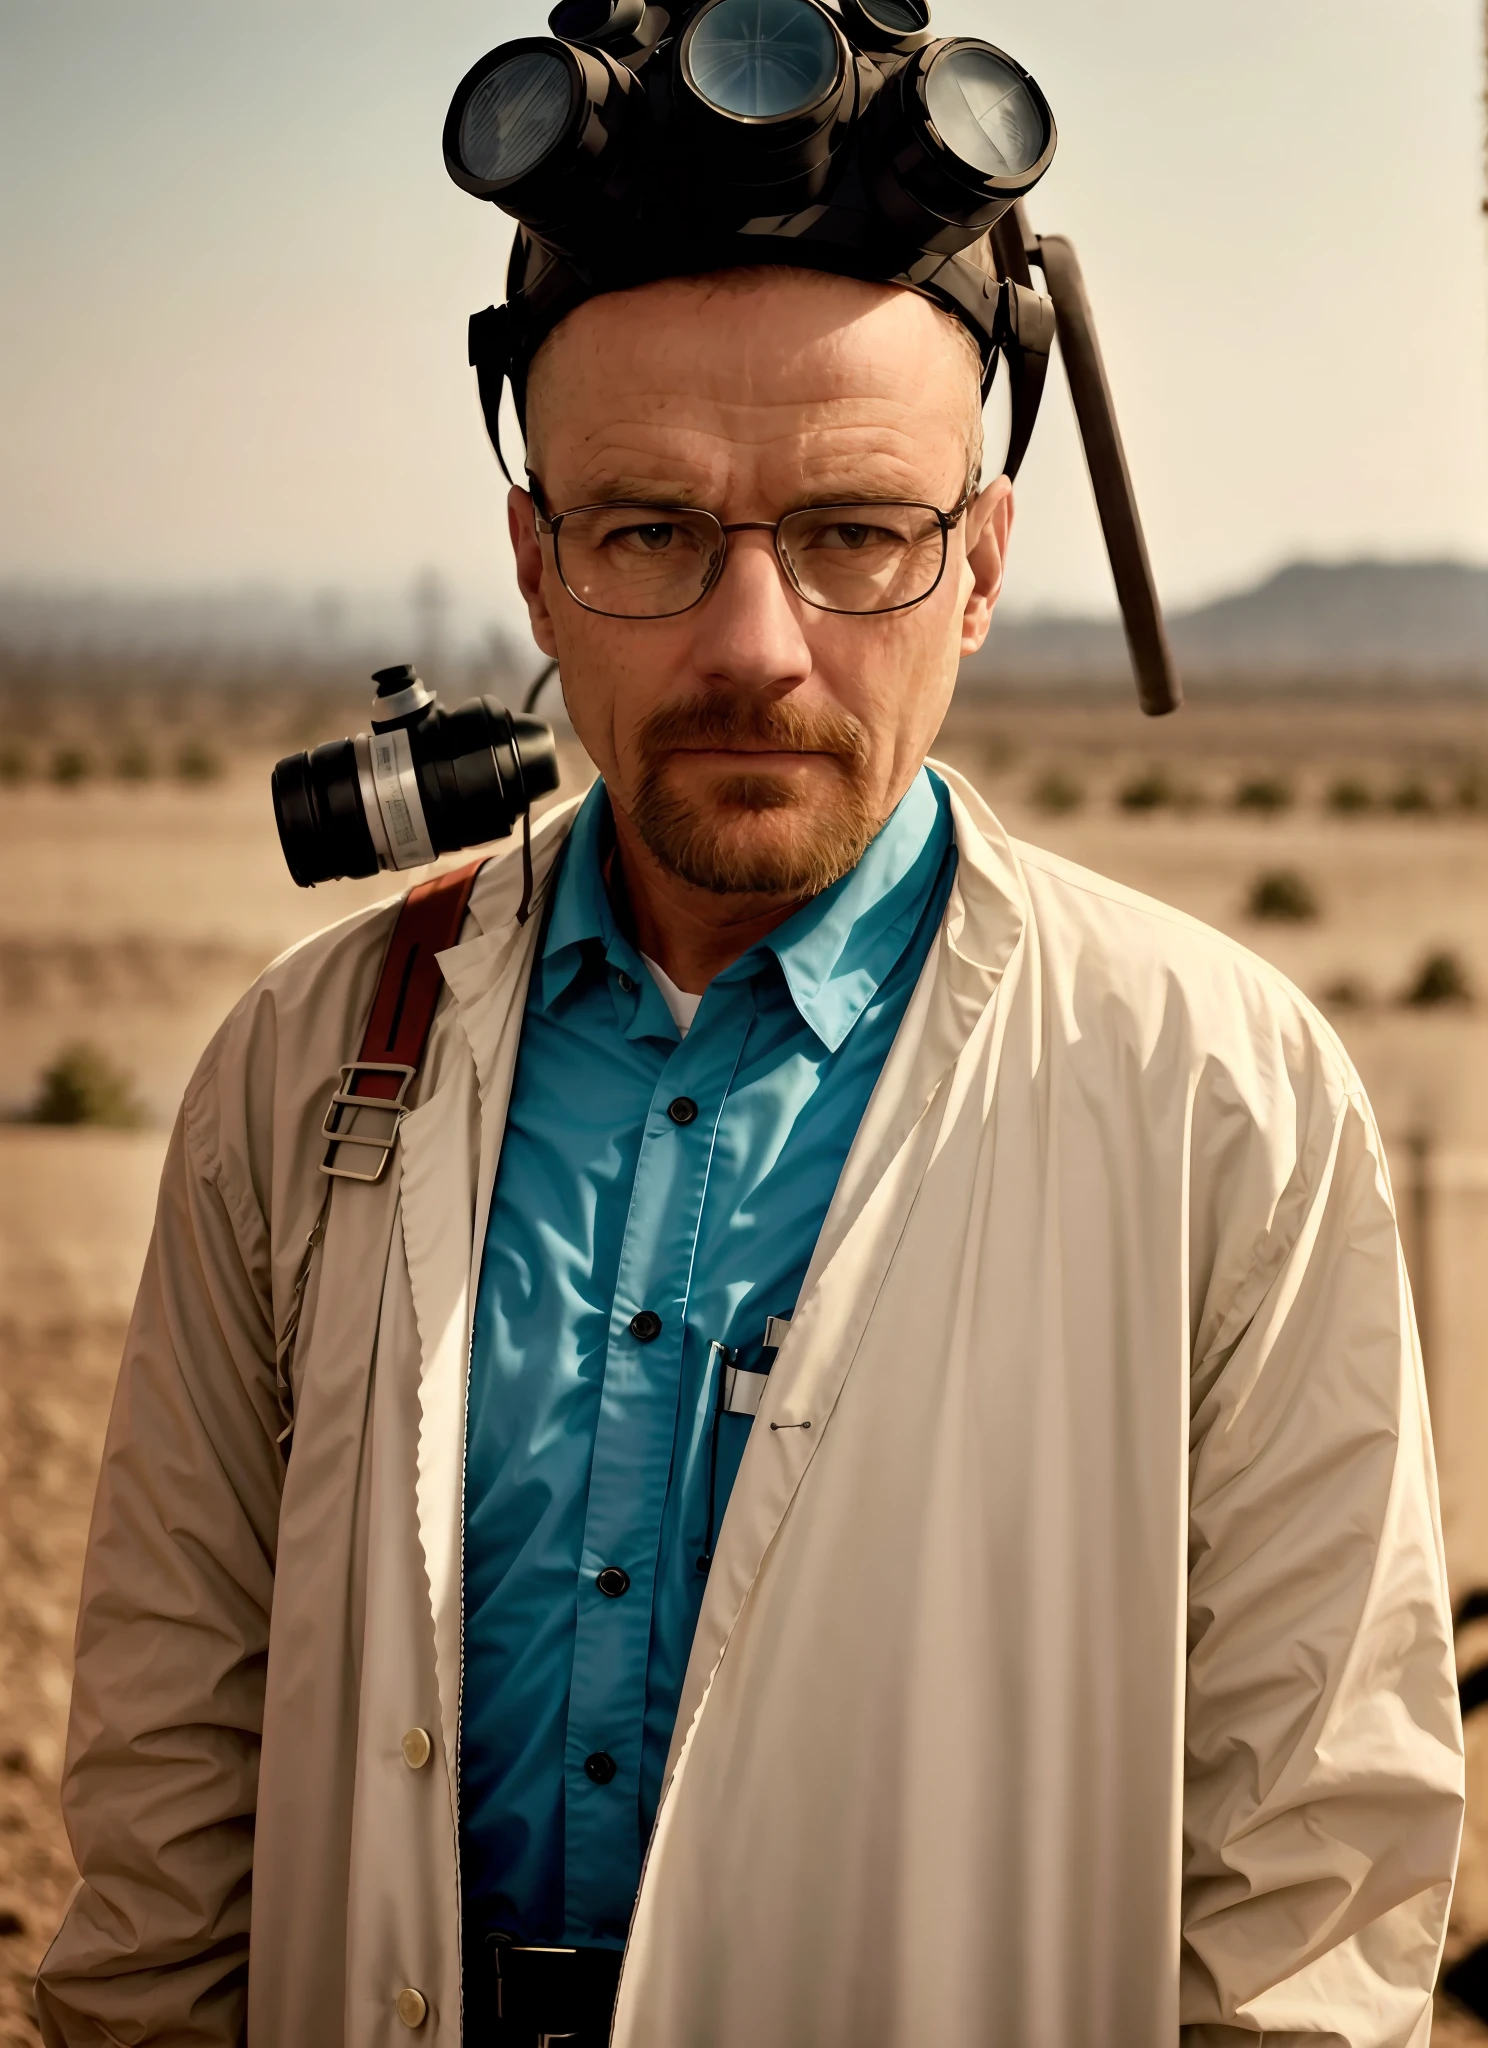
[508,487,559,659]
[958,474,1014,658]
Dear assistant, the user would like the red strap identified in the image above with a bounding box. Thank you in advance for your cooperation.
[349,858,486,1102]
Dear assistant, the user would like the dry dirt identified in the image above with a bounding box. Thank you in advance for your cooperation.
[1,684,1486,2036]
[0,1320,123,2045]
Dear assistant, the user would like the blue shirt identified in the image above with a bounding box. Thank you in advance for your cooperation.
[460,768,955,1949]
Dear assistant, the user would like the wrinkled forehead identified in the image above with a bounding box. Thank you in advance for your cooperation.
[524,269,982,503]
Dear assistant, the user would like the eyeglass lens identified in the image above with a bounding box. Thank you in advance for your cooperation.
[551,503,949,618]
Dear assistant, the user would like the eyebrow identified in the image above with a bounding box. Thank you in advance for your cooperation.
[570,477,713,508]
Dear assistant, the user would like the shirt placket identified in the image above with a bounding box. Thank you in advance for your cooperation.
[561,979,752,1940]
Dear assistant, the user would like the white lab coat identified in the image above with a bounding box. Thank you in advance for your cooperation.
[38,766,1462,2047]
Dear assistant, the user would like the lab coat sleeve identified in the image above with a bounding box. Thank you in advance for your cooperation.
[1179,1082,1463,2046]
[35,1040,284,2048]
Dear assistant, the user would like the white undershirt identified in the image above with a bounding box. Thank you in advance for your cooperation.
[641,954,704,1037]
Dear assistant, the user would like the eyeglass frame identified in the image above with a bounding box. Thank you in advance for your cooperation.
[526,478,977,621]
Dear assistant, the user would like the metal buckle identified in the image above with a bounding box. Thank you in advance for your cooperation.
[320,1062,417,1182]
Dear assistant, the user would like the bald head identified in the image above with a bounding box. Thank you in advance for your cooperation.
[524,267,985,494]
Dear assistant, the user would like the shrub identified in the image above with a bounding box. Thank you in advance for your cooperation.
[0,745,31,786]
[1032,769,1084,815]
[50,746,92,786]
[1247,868,1319,922]
[1454,767,1486,812]
[30,1043,146,1127]
[1321,976,1370,1009]
[1118,768,1173,812]
[115,741,154,781]
[1403,950,1472,1008]
[1326,777,1373,815]
[175,740,222,783]
[1389,780,1434,815]
[1234,774,1292,814]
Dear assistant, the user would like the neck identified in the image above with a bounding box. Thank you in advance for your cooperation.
[606,801,812,993]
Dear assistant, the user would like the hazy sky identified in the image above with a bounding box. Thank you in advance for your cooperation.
[3,0,1486,643]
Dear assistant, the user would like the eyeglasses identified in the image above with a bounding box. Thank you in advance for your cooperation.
[530,487,973,620]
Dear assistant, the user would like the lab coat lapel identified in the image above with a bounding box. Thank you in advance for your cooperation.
[442,801,581,1304]
[664,765,1029,1779]
[398,802,581,1781]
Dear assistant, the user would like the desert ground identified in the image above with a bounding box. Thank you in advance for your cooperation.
[1,675,1485,2037]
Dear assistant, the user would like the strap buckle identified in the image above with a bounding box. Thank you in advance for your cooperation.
[320,1062,417,1182]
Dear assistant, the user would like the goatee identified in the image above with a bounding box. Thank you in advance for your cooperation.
[630,692,878,897]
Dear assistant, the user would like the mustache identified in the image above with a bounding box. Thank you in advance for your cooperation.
[637,692,869,771]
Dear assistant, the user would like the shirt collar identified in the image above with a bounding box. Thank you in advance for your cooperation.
[744,767,951,1052]
[535,779,638,1009]
[535,768,952,1053]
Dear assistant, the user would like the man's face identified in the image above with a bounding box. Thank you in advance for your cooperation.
[510,269,1013,899]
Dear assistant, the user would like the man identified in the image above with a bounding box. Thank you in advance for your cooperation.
[40,115,1461,2048]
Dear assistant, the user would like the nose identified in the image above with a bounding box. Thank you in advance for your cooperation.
[686,529,813,694]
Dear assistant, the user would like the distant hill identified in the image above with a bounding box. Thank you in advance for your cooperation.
[3,557,1485,691]
[969,558,1488,688]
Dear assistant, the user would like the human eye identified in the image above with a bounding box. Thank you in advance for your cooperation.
[795,506,917,553]
[593,513,679,554]
[820,520,893,551]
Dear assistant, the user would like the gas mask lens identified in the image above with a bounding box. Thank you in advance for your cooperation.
[684,0,842,120]
[871,37,1054,238]
[444,35,641,225]
[836,0,928,55]
[923,44,1045,178]
[859,0,926,33]
[460,49,574,183]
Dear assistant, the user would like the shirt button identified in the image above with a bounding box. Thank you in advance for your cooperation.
[667,1096,699,1125]
[401,1727,432,1770]
[584,1751,618,1785]
[596,1566,631,1598]
[617,970,636,993]
[629,1309,662,1343]
[395,1987,427,2028]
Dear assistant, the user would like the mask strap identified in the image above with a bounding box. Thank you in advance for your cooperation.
[995,279,1056,482]
[468,305,518,487]
[503,702,536,926]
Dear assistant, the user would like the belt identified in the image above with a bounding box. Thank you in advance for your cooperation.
[474,1935,623,2047]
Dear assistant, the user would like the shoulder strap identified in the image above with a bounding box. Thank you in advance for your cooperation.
[320,857,486,1182]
